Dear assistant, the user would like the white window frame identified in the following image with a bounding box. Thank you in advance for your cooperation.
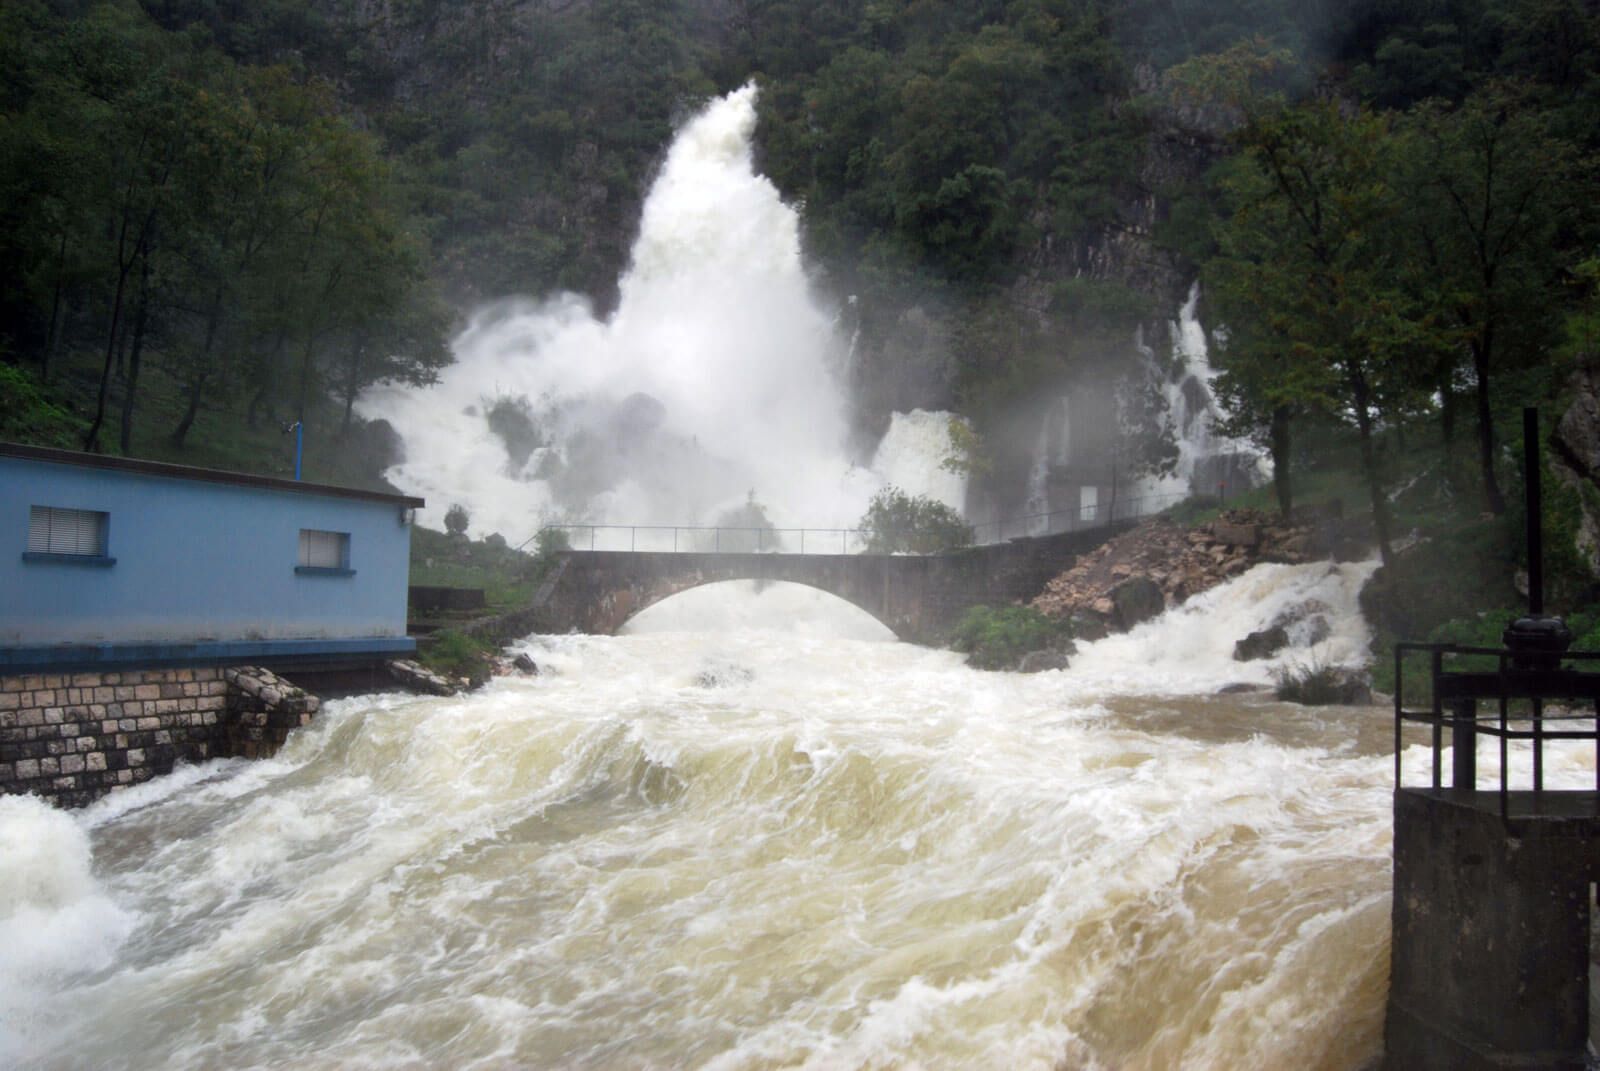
[24,505,113,565]
[296,528,353,576]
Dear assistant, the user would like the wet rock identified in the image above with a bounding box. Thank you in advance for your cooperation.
[386,659,460,696]
[1234,626,1289,662]
[1068,612,1110,643]
[1017,648,1073,674]
[512,653,539,675]
[1218,682,1266,694]
[1110,577,1165,632]
[692,663,755,688]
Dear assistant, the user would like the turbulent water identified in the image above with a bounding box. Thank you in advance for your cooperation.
[19,559,1578,1070]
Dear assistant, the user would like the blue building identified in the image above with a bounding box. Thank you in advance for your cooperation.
[1,443,423,672]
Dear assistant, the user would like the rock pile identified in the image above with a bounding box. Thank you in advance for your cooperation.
[1032,510,1323,632]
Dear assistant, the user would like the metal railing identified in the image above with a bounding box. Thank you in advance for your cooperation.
[525,491,1191,556]
[1393,642,1600,817]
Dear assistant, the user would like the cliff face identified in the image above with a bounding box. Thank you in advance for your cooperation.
[1550,362,1600,589]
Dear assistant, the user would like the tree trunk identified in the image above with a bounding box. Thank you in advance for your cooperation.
[1472,339,1506,515]
[118,259,152,455]
[83,258,134,453]
[42,229,69,382]
[1270,405,1293,519]
[171,295,225,446]
[170,371,209,448]
[1350,370,1395,567]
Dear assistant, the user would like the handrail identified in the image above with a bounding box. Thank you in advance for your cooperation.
[1393,641,1600,818]
[524,491,1191,556]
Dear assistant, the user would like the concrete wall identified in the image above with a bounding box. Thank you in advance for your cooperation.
[1385,788,1600,1070]
[1,451,414,654]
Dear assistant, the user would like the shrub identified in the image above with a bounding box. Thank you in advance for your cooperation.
[419,628,495,687]
[858,486,973,554]
[951,605,1069,670]
[1273,656,1373,705]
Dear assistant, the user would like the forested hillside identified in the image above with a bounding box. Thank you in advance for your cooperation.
[2,0,1597,582]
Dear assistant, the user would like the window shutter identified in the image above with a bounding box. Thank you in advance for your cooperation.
[27,507,49,553]
[28,506,107,556]
[298,529,348,569]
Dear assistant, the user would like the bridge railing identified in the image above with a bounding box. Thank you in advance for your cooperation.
[528,491,1191,556]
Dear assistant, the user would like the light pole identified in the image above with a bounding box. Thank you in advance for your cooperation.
[281,421,303,480]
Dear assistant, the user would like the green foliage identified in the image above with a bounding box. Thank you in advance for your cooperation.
[444,504,469,537]
[1272,656,1371,706]
[858,486,973,554]
[0,363,80,446]
[417,628,495,685]
[951,604,1069,671]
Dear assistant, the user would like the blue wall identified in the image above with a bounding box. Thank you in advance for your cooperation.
[1,455,415,651]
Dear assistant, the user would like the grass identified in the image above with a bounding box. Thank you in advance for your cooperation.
[950,604,1070,670]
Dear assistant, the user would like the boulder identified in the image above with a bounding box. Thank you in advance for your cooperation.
[1068,612,1110,643]
[1234,625,1289,662]
[1017,648,1073,674]
[1212,522,1261,548]
[512,652,539,675]
[1110,577,1165,631]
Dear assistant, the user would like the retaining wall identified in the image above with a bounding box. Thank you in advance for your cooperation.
[0,665,318,808]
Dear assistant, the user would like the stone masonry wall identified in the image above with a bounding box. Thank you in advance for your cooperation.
[0,666,318,808]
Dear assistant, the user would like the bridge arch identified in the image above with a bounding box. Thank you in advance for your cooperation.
[528,527,1126,647]
[617,578,899,638]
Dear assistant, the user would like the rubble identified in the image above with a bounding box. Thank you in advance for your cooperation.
[1032,510,1324,632]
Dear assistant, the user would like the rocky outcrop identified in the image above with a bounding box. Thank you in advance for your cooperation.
[384,659,461,696]
[1032,510,1324,631]
[1234,626,1289,662]
[1551,361,1600,585]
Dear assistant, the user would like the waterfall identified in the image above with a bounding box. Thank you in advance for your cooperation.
[359,86,965,538]
[1137,283,1269,506]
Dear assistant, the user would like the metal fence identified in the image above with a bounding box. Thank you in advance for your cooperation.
[1394,641,1600,817]
[526,491,1192,556]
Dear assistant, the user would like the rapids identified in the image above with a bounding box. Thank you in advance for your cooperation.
[0,559,1501,1071]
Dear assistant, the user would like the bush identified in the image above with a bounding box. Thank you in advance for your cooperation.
[951,605,1069,670]
[858,486,973,554]
[1273,656,1373,705]
[419,628,495,687]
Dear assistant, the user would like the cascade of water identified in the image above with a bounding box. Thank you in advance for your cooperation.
[359,86,964,538]
[1134,283,1269,506]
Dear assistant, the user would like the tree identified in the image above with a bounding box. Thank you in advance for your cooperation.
[1397,82,1590,514]
[1208,102,1437,562]
[445,504,470,538]
[858,486,973,554]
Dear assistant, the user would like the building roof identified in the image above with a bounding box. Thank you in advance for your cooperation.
[0,442,426,509]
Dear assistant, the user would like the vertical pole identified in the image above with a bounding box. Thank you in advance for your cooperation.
[1451,698,1476,791]
[800,529,805,554]
[673,528,678,552]
[294,422,303,480]
[590,526,595,551]
[631,526,636,552]
[1526,407,1543,617]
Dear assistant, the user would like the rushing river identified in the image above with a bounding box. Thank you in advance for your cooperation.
[0,560,1449,1070]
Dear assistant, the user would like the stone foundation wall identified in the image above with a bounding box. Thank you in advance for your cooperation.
[0,666,318,808]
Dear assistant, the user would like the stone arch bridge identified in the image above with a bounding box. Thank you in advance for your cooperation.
[527,526,1126,644]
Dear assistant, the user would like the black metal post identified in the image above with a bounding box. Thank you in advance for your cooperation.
[1451,698,1476,791]
[1526,407,1543,617]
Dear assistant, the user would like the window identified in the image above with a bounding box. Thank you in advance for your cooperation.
[24,506,113,565]
[297,528,353,576]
